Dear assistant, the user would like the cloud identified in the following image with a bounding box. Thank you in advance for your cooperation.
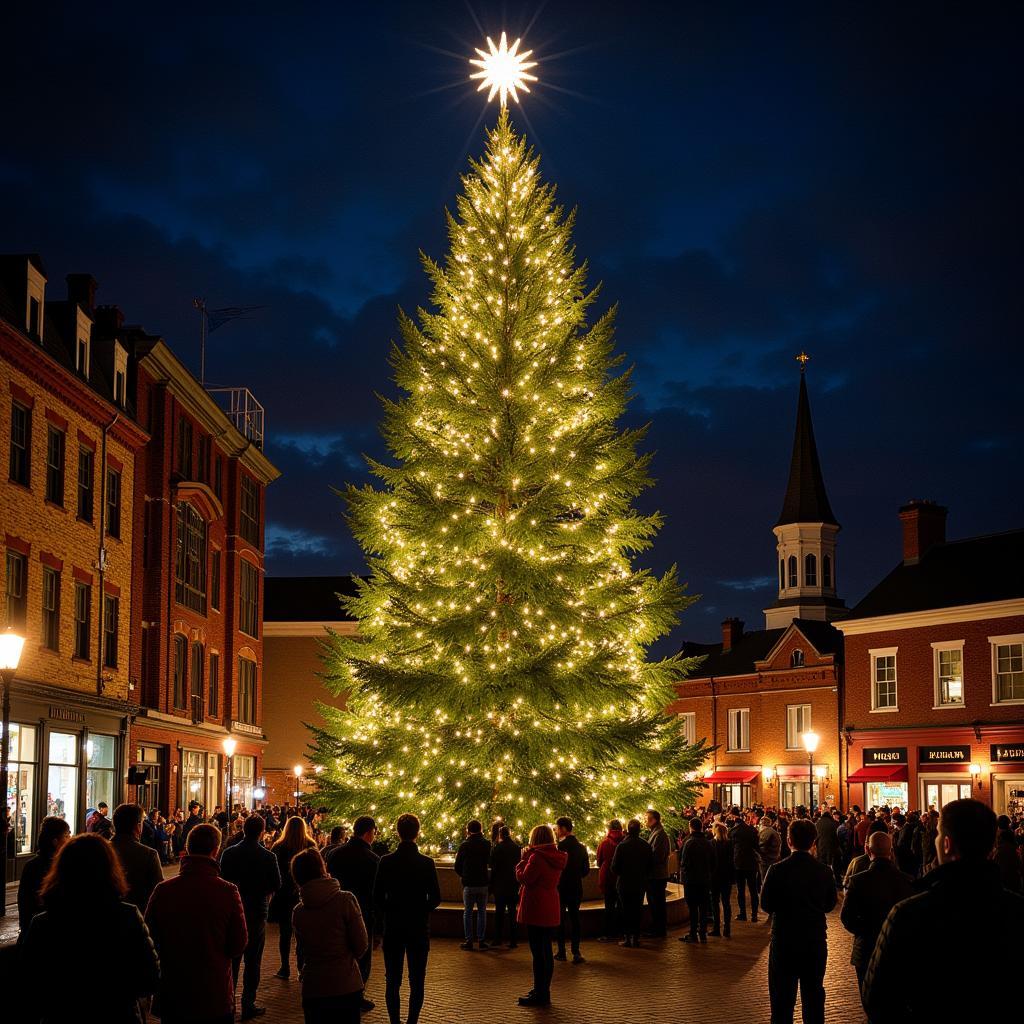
[719,577,776,593]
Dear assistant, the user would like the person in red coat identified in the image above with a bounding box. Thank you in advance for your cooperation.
[146,823,248,1024]
[515,824,568,1008]
[595,820,624,942]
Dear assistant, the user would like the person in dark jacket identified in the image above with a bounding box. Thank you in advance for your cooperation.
[489,825,522,947]
[595,820,624,941]
[731,814,761,921]
[992,815,1023,893]
[760,818,838,1024]
[554,816,590,963]
[679,818,713,943]
[24,833,159,1024]
[373,813,442,1024]
[111,802,165,916]
[863,799,1024,1023]
[85,801,113,839]
[709,821,735,938]
[515,824,568,1006]
[839,831,913,984]
[815,810,839,882]
[327,815,380,1010]
[16,816,70,943]
[454,818,491,950]
[644,808,672,937]
[610,818,653,947]
[179,800,203,851]
[220,811,283,1020]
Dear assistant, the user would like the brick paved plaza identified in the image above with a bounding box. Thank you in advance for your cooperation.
[248,912,866,1024]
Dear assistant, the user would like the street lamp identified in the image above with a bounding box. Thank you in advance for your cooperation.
[293,764,304,806]
[969,763,983,791]
[0,627,26,913]
[222,737,237,818]
[802,730,820,811]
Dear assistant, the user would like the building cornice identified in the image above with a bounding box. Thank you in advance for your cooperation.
[264,620,360,638]
[834,598,1024,636]
[138,340,280,484]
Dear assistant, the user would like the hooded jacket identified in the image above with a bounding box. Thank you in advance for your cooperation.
[292,876,368,999]
[516,844,568,927]
[596,828,624,893]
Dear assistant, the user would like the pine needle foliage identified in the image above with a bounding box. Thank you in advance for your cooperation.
[311,112,706,846]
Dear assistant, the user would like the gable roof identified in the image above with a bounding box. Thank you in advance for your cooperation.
[776,372,839,527]
[264,576,361,622]
[841,529,1024,620]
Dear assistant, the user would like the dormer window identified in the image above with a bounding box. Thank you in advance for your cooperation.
[115,370,125,405]
[790,649,805,668]
[75,306,92,378]
[25,258,46,339]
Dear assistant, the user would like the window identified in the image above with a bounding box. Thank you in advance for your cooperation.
[680,712,696,747]
[823,554,833,589]
[47,731,79,827]
[232,754,256,809]
[787,555,798,589]
[175,503,208,614]
[197,434,211,483]
[77,447,94,521]
[786,704,812,749]
[239,560,259,637]
[933,642,964,706]
[871,649,899,710]
[177,417,193,478]
[993,638,1024,703]
[73,582,91,659]
[9,401,31,485]
[5,550,27,629]
[172,634,188,709]
[103,595,119,669]
[210,549,221,612]
[240,475,260,545]
[208,652,220,717]
[114,369,126,406]
[77,336,90,377]
[135,745,163,813]
[727,708,750,752]
[779,559,785,591]
[42,566,61,651]
[106,468,121,538]
[238,657,257,724]
[7,723,37,855]
[790,649,805,668]
[190,643,204,722]
[804,553,817,587]
[86,734,117,814]
[45,426,65,505]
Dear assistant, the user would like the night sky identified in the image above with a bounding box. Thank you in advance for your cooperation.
[3,3,1021,644]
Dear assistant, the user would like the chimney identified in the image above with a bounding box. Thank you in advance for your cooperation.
[95,304,125,335]
[66,273,98,315]
[898,500,948,564]
[721,617,744,652]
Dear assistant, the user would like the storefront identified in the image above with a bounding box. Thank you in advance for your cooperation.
[180,747,221,813]
[991,744,1024,817]
[917,745,972,811]
[847,747,909,810]
[775,766,822,810]
[702,769,760,809]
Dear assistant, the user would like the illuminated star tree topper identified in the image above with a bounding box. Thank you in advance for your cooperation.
[469,31,538,107]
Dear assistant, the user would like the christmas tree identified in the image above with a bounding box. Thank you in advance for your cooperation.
[312,111,706,846]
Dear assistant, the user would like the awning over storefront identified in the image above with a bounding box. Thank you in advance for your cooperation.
[846,765,909,783]
[775,766,813,780]
[702,770,760,784]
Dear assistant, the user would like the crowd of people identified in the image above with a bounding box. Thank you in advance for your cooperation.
[10,795,1024,1023]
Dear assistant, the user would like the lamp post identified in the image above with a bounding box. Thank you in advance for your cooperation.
[293,764,303,806]
[222,737,237,820]
[802,730,820,812]
[1,627,26,911]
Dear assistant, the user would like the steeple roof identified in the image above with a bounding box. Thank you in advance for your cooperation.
[776,372,839,527]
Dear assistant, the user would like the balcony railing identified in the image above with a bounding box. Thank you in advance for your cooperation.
[207,386,265,450]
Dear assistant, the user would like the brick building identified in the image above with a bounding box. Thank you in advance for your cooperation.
[672,367,845,809]
[835,503,1024,816]
[1,256,148,878]
[262,576,357,804]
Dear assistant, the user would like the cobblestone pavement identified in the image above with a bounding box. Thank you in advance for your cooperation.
[247,911,866,1024]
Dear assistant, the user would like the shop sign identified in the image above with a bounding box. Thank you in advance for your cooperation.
[918,745,971,765]
[991,744,1024,764]
[864,747,907,765]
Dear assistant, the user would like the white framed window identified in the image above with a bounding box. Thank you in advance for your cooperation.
[786,704,812,749]
[990,634,1024,704]
[727,708,750,752]
[680,712,696,747]
[870,647,899,711]
[931,640,965,707]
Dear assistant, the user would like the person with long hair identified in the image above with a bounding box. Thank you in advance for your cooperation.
[16,816,70,943]
[269,813,316,977]
[515,824,567,1007]
[23,834,159,1023]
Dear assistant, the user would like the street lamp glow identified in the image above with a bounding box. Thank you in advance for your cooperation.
[222,737,237,758]
[814,765,827,779]
[294,764,304,778]
[801,730,820,755]
[253,787,266,801]
[969,762,982,776]
[469,32,538,108]
[0,628,25,674]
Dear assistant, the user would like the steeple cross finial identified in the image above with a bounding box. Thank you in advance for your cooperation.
[796,351,811,372]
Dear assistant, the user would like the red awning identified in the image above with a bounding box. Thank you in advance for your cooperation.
[702,770,760,784]
[775,766,813,780]
[846,765,908,783]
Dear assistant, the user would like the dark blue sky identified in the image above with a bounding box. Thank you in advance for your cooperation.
[3,3,1021,643]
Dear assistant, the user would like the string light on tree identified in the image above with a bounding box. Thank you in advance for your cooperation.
[469,32,538,107]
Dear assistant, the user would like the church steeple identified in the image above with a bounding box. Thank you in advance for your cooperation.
[764,356,845,629]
